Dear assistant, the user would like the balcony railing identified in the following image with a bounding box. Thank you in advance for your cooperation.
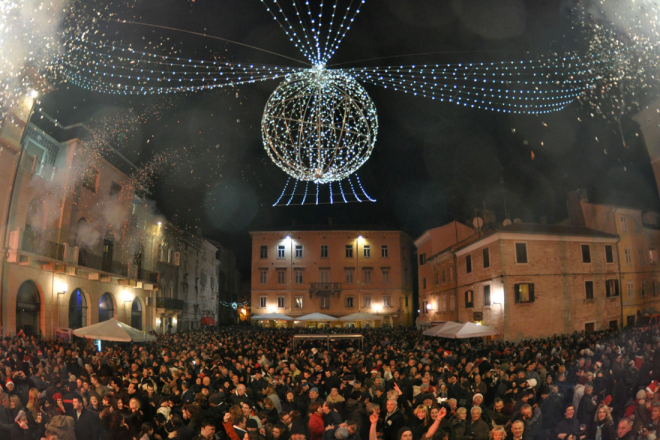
[138,268,160,283]
[78,249,128,277]
[156,298,185,311]
[21,234,64,261]
[309,283,342,298]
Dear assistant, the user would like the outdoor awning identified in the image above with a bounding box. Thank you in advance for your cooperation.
[251,313,293,321]
[201,317,215,326]
[72,319,156,342]
[296,312,338,321]
[338,312,383,321]
[422,321,462,336]
[433,321,500,339]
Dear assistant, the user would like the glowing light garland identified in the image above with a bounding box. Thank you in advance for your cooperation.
[59,0,646,206]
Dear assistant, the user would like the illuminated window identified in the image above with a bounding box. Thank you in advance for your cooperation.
[294,296,303,308]
[514,283,534,303]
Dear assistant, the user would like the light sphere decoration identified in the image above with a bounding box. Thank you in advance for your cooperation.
[261,67,378,184]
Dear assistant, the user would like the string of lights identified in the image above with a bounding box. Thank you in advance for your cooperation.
[272,174,375,206]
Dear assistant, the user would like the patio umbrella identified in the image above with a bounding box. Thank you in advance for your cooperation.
[72,319,156,342]
[435,322,499,339]
[338,312,383,321]
[250,313,294,321]
[296,312,338,321]
[422,321,462,337]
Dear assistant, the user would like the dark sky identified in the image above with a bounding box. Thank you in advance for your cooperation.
[41,0,660,275]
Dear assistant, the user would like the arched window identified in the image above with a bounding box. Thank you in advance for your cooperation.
[68,289,87,329]
[24,199,45,252]
[99,293,114,322]
[102,229,114,272]
[16,280,40,336]
[131,298,143,330]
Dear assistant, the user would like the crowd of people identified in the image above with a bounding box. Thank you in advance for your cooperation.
[0,324,658,440]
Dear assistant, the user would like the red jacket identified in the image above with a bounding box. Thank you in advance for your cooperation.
[309,413,325,440]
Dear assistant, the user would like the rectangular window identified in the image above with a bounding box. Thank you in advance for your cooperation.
[381,245,389,258]
[515,243,528,264]
[260,246,268,259]
[605,245,614,263]
[364,295,372,308]
[484,285,491,306]
[581,244,591,263]
[627,281,635,298]
[620,215,628,232]
[382,268,390,283]
[82,168,99,193]
[363,245,371,258]
[434,270,439,285]
[321,245,328,258]
[585,281,594,300]
[483,248,490,268]
[514,283,535,303]
[345,245,353,258]
[383,295,391,308]
[466,255,472,273]
[295,245,303,259]
[422,300,428,315]
[277,296,285,308]
[345,268,354,283]
[320,297,330,309]
[277,245,285,259]
[624,248,632,266]
[110,182,122,196]
[419,253,426,265]
[319,269,329,283]
[346,297,354,308]
[606,279,620,297]
[294,269,303,284]
[441,268,446,283]
[259,296,267,308]
[259,270,268,284]
[465,290,474,308]
[277,269,286,284]
[423,277,427,289]
[363,268,372,284]
[294,296,303,309]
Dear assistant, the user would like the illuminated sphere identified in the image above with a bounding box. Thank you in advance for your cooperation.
[261,68,378,184]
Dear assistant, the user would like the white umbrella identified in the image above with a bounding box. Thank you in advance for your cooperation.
[250,313,294,321]
[72,319,156,342]
[338,312,383,321]
[296,312,338,321]
[435,322,499,339]
[422,321,462,336]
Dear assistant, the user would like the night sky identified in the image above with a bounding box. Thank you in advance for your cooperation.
[39,0,660,274]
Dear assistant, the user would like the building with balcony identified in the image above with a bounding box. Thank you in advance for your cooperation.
[177,230,219,330]
[249,229,414,327]
[414,221,475,328]
[568,189,660,326]
[0,110,162,337]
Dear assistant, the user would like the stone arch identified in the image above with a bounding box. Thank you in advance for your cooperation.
[68,288,90,329]
[131,297,143,330]
[16,280,42,336]
[99,292,115,322]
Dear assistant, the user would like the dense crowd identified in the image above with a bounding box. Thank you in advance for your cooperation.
[0,324,658,440]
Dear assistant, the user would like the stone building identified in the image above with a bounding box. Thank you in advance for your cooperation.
[414,221,474,328]
[250,228,414,327]
[568,189,660,326]
[0,108,160,337]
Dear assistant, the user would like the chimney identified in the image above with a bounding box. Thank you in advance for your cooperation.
[566,190,587,227]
